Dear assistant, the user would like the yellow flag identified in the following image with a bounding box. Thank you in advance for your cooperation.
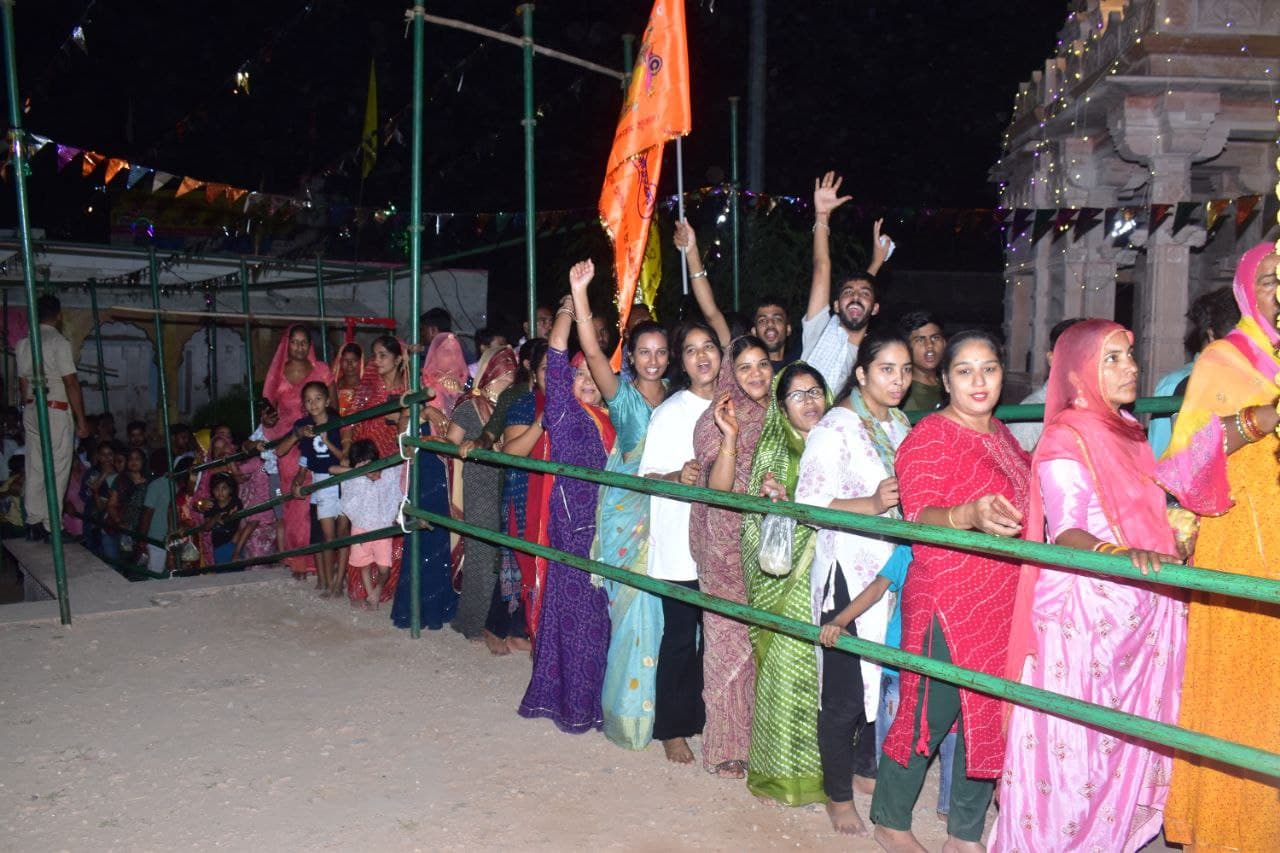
[638,219,662,318]
[361,60,378,178]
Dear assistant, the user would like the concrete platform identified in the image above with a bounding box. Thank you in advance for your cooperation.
[0,539,287,625]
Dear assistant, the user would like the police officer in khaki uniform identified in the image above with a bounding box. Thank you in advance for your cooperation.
[16,295,89,540]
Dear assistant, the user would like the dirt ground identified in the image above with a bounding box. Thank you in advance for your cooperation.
[1,576,968,852]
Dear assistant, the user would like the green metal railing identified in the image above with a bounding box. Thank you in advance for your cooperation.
[911,394,1184,424]
[406,437,1280,607]
[400,501,1279,778]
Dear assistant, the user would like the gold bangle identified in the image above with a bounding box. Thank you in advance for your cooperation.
[946,506,959,529]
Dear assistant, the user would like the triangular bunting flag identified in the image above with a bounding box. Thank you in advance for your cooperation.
[152,171,174,192]
[1051,208,1077,241]
[175,176,203,197]
[80,150,103,177]
[228,187,247,204]
[26,135,49,157]
[1235,195,1261,236]
[1148,203,1172,233]
[1010,209,1033,242]
[126,164,149,189]
[1205,198,1231,233]
[1073,208,1102,241]
[103,158,128,185]
[1031,208,1056,244]
[1171,201,1198,237]
[205,182,227,204]
[56,144,79,172]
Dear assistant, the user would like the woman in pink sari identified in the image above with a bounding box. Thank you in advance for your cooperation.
[992,320,1186,853]
[263,325,333,579]
[420,333,470,589]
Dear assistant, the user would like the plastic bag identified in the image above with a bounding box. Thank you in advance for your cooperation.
[758,513,795,577]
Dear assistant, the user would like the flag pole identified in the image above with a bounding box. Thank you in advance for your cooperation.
[676,136,688,295]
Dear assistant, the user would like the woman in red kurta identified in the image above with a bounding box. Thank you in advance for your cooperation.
[262,325,333,579]
[870,330,1031,850]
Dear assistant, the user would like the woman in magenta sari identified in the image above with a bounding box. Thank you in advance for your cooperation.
[263,325,333,578]
[517,294,615,733]
[991,320,1187,853]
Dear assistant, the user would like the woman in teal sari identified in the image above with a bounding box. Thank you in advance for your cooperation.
[567,261,671,749]
[741,362,833,804]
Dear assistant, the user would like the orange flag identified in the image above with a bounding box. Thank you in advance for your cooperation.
[599,0,690,368]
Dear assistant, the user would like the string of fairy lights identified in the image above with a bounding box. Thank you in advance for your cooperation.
[995,0,1279,295]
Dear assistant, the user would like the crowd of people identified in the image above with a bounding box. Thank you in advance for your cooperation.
[10,174,1279,850]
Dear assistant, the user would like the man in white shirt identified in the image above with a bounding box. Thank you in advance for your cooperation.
[16,295,89,540]
[801,172,892,394]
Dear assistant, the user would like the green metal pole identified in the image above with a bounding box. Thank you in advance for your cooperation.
[240,260,257,431]
[87,278,110,413]
[314,257,329,363]
[386,269,395,319]
[621,33,634,87]
[909,395,1184,425]
[2,0,71,624]
[520,4,537,340]
[401,502,1280,779]
[149,249,177,519]
[407,1,426,638]
[2,288,9,405]
[729,96,741,311]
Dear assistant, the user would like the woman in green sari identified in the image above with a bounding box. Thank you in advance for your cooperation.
[741,362,833,805]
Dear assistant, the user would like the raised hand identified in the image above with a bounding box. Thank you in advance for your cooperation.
[813,171,852,218]
[673,219,699,255]
[568,259,595,294]
[712,393,739,441]
[870,218,893,269]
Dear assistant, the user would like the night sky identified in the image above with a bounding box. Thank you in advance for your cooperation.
[3,0,1067,328]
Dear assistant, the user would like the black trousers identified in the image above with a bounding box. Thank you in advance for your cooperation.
[652,578,705,741]
[818,568,874,802]
[483,576,527,639]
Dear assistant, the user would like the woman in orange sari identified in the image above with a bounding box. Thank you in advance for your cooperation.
[1158,242,1280,851]
[263,325,333,579]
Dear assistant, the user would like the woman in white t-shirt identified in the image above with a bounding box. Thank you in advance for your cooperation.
[637,320,721,766]
[795,330,913,836]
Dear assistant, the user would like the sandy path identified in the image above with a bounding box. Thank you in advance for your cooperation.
[1,578,959,851]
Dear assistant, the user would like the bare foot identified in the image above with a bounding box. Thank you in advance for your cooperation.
[662,738,695,764]
[854,774,877,796]
[940,838,985,853]
[712,760,747,779]
[482,630,510,656]
[318,589,332,599]
[754,795,786,810]
[505,635,531,653]
[873,825,927,852]
[936,811,949,824]
[826,800,868,836]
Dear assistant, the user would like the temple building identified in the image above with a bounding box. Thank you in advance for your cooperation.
[992,0,1279,394]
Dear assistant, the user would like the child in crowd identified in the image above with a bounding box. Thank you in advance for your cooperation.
[275,382,348,596]
[336,439,404,608]
[81,441,117,556]
[817,544,956,822]
[199,472,246,566]
[244,401,285,552]
[0,453,25,537]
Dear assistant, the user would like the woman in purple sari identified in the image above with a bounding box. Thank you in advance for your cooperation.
[517,292,616,733]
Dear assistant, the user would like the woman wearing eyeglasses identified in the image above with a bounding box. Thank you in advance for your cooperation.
[793,331,914,835]
[740,362,833,806]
